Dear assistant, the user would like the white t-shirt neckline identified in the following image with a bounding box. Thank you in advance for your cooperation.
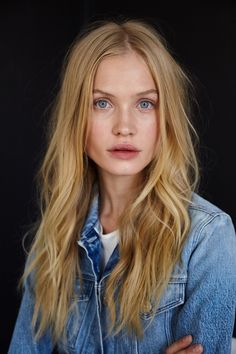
[99,225,119,270]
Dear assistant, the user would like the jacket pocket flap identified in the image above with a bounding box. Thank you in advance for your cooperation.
[141,277,186,319]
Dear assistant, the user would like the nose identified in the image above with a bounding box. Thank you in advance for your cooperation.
[112,108,136,136]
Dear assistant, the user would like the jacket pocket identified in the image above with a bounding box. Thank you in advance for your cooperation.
[140,277,186,320]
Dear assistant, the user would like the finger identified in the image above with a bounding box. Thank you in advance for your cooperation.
[166,335,193,354]
[166,345,203,354]
[187,344,203,353]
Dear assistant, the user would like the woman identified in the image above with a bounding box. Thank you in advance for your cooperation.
[8,19,236,353]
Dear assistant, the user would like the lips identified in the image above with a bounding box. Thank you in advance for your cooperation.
[107,144,141,160]
[108,144,140,152]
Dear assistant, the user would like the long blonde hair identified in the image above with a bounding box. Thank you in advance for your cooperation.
[23,19,199,343]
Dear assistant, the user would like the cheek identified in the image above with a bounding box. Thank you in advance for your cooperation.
[89,120,108,136]
[146,120,159,148]
[86,122,107,153]
[143,122,159,160]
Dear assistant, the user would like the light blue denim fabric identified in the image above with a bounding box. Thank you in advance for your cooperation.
[8,193,236,353]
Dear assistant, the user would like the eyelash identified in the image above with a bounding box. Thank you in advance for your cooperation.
[93,99,156,110]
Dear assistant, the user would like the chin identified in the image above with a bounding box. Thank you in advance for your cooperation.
[108,168,144,177]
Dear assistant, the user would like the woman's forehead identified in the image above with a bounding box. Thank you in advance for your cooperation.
[92,51,157,95]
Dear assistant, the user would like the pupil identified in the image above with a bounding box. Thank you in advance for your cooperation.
[100,100,106,108]
[141,101,148,108]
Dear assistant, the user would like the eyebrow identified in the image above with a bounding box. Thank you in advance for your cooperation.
[93,89,158,97]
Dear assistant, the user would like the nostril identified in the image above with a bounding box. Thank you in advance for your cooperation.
[113,127,134,136]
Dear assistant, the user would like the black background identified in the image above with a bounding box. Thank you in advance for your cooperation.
[1,1,236,352]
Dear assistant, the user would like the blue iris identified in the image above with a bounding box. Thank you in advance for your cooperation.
[139,101,153,109]
[96,99,109,108]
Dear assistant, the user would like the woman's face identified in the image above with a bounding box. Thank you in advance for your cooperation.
[86,50,159,181]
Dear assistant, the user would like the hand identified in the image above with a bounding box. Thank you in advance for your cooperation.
[165,335,203,353]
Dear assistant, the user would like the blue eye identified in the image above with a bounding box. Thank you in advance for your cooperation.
[94,99,110,109]
[139,100,154,109]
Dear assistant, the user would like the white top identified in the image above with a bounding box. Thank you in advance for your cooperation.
[231,338,236,354]
[100,226,119,270]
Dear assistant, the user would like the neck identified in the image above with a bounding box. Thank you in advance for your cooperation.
[98,173,142,233]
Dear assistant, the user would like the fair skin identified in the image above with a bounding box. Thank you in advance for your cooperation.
[87,51,159,232]
[86,50,203,354]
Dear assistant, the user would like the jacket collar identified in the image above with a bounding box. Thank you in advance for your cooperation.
[79,188,120,280]
[81,188,100,238]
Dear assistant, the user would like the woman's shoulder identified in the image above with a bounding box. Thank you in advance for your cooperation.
[171,193,236,283]
[188,192,234,232]
[190,192,226,215]
[182,192,236,263]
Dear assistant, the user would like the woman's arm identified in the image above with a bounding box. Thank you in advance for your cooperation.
[173,213,236,353]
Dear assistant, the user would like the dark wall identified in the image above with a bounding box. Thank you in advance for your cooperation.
[1,1,236,351]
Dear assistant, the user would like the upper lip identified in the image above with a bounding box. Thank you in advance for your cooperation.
[108,144,141,152]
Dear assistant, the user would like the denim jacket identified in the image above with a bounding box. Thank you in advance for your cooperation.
[8,193,236,353]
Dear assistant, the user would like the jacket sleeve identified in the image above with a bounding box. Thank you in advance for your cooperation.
[8,273,53,354]
[173,213,236,354]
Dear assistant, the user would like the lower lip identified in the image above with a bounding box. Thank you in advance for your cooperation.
[109,150,140,159]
